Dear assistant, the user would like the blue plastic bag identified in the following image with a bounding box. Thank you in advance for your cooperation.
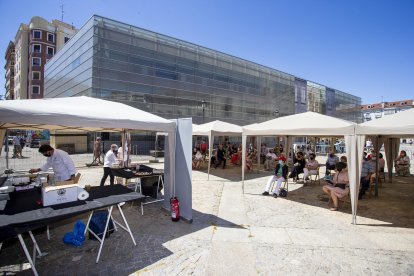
[63,220,86,246]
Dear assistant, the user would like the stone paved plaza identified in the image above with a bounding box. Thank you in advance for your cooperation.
[1,151,414,275]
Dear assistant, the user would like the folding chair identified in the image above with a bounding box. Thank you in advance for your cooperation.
[308,167,321,185]
[269,178,289,194]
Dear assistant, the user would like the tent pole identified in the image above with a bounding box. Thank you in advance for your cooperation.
[5,129,9,169]
[375,136,379,197]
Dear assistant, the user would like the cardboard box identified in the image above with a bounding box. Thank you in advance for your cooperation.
[42,182,79,206]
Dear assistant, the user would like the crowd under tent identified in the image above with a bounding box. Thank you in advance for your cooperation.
[192,120,242,179]
[0,96,192,221]
[355,108,414,206]
[242,111,360,224]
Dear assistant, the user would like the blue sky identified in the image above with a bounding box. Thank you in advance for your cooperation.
[0,0,413,104]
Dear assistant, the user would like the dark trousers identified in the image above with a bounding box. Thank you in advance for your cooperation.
[215,158,226,169]
[100,167,114,186]
[325,163,336,175]
[359,177,370,195]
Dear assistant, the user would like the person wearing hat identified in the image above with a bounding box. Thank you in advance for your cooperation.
[262,155,288,198]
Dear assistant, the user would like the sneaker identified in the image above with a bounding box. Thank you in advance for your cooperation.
[262,191,269,196]
[305,177,310,181]
[272,193,278,198]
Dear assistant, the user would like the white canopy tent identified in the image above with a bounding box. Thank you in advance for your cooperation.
[192,120,242,179]
[242,111,360,224]
[0,96,192,220]
[356,108,414,201]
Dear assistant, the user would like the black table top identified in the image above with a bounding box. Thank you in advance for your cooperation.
[0,185,144,242]
[111,168,163,179]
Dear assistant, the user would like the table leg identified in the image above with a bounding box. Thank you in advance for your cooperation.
[28,231,42,256]
[96,206,113,263]
[84,211,94,236]
[117,203,136,246]
[17,234,39,276]
[140,175,164,215]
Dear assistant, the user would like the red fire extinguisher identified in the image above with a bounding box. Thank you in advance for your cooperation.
[170,197,180,222]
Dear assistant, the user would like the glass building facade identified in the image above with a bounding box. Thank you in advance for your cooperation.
[45,15,361,125]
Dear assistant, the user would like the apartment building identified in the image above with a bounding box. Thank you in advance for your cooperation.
[11,16,77,100]
[361,99,413,122]
[4,41,15,100]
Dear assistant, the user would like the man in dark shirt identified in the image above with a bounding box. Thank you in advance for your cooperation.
[214,144,226,169]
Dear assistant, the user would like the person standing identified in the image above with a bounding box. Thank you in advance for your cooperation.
[100,144,118,186]
[29,145,77,181]
[12,135,21,158]
[214,144,226,169]
[92,137,102,165]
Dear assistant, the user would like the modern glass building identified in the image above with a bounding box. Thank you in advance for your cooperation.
[45,15,362,125]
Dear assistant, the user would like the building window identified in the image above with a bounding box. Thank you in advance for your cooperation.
[64,37,70,43]
[47,46,54,56]
[32,85,40,94]
[33,30,41,39]
[47,33,55,43]
[32,71,41,80]
[33,44,41,53]
[32,57,41,66]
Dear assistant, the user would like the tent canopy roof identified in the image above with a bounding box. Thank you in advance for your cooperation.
[0,96,176,132]
[242,111,356,136]
[193,120,242,136]
[356,108,414,137]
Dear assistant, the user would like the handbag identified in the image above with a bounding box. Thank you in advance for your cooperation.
[335,183,346,189]
[279,188,288,197]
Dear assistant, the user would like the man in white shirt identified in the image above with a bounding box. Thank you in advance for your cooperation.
[29,145,77,181]
[100,144,119,186]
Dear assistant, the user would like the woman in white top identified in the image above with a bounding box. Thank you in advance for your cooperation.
[303,153,319,185]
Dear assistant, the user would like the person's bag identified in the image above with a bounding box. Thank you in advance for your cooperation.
[335,183,346,189]
[279,188,288,197]
[88,210,115,240]
[63,220,86,246]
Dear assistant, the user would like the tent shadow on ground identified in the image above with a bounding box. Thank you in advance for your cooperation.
[0,201,244,275]
[195,164,274,182]
[279,176,414,229]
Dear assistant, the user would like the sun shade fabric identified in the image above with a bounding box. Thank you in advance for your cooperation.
[192,120,242,136]
[356,108,414,136]
[0,96,176,132]
[242,111,356,136]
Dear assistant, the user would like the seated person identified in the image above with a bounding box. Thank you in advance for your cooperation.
[303,153,319,185]
[395,150,410,176]
[264,149,277,170]
[289,151,306,180]
[370,152,385,184]
[322,162,349,211]
[325,150,339,178]
[262,156,288,198]
[340,155,347,164]
[230,151,239,165]
[245,153,253,171]
[193,149,203,169]
[200,140,208,155]
[214,144,226,169]
[359,157,375,199]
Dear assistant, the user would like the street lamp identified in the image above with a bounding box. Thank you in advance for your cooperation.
[201,99,207,123]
